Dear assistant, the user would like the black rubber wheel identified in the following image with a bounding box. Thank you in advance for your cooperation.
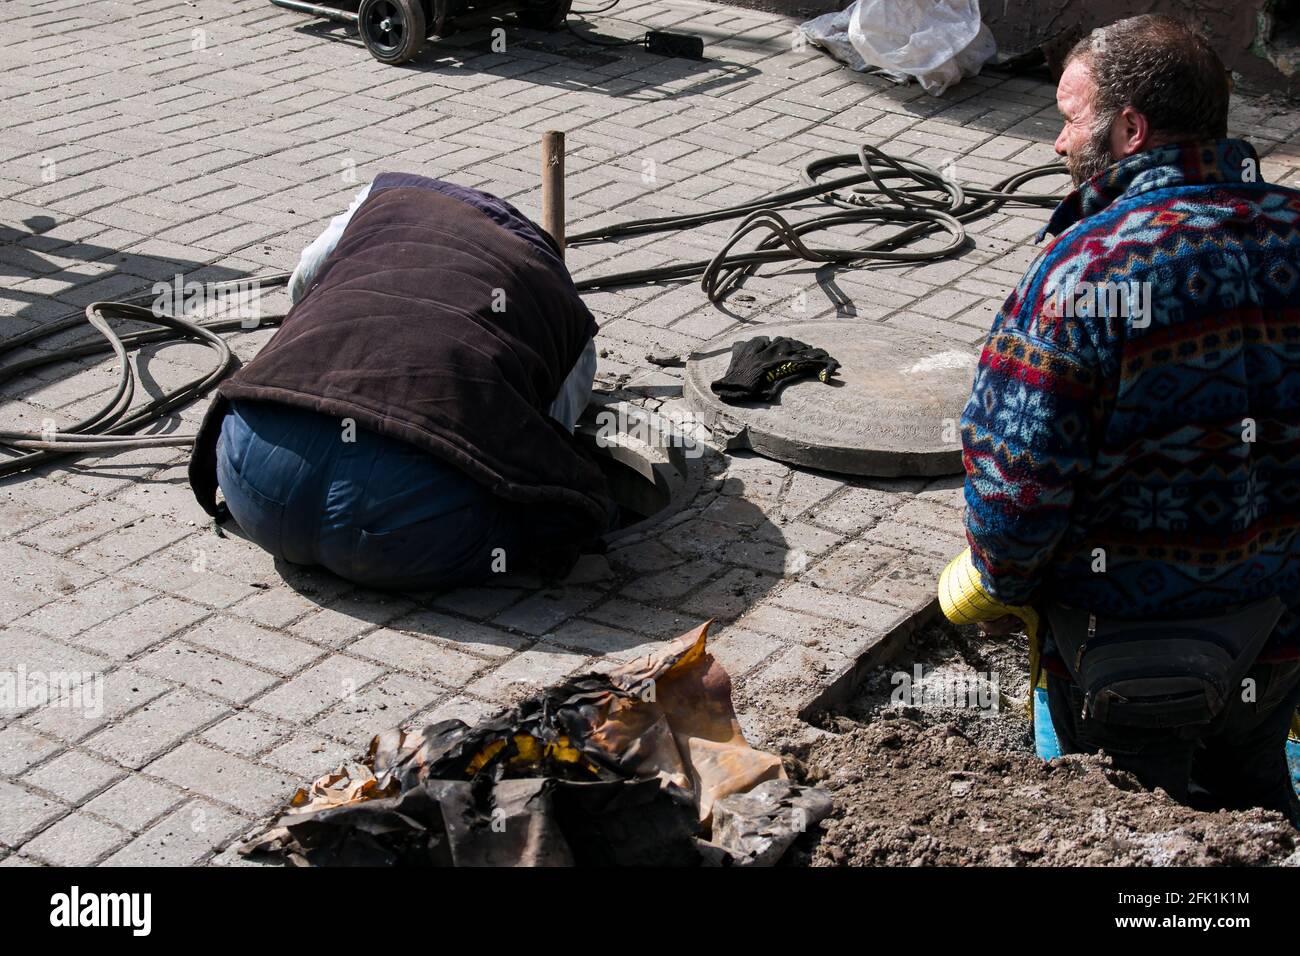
[517,0,572,31]
[358,0,426,64]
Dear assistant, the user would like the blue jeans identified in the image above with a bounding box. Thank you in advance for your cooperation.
[216,399,520,590]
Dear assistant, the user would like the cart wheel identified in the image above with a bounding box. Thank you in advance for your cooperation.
[517,0,572,31]
[359,0,426,64]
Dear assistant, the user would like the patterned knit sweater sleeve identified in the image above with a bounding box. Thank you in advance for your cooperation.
[960,246,1103,605]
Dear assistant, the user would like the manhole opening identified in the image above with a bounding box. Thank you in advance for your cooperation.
[1264,0,1300,58]
[1271,0,1300,35]
[574,401,701,538]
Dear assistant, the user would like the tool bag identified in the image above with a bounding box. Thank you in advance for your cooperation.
[1044,597,1285,729]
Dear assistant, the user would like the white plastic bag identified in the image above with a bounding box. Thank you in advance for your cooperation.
[801,0,996,96]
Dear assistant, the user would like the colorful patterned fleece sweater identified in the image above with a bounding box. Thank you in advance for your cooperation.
[960,138,1300,653]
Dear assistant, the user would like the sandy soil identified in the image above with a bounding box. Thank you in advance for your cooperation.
[782,621,1300,866]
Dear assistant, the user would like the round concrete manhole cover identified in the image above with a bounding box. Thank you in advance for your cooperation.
[684,320,978,477]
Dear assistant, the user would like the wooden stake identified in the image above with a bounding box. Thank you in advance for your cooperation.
[540,130,565,257]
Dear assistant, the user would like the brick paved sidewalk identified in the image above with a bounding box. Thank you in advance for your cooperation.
[2,0,1299,866]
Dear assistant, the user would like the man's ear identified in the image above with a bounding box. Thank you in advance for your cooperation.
[1110,105,1151,158]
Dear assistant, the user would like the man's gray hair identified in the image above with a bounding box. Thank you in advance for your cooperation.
[1067,15,1231,142]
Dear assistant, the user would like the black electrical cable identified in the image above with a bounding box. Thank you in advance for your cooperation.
[0,147,1067,478]
[564,18,646,48]
[572,0,622,13]
[570,144,1065,298]
[0,275,290,478]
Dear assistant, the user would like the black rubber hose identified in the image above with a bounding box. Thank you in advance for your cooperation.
[0,275,290,478]
[0,148,1067,477]
[571,144,1065,297]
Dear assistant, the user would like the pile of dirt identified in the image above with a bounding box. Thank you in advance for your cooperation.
[784,621,1300,866]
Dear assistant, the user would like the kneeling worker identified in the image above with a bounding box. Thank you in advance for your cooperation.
[189,174,613,590]
[949,16,1300,824]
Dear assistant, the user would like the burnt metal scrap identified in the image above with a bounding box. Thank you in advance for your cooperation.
[713,780,836,866]
[243,622,826,866]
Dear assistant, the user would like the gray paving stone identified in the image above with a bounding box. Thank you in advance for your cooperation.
[0,780,66,848]
[198,711,289,758]
[740,640,855,705]
[13,576,151,640]
[22,666,169,745]
[226,587,319,628]
[348,628,488,685]
[311,672,443,747]
[772,581,908,632]
[681,567,783,620]
[286,595,410,648]
[182,615,323,676]
[67,515,194,572]
[391,608,533,658]
[0,478,93,534]
[134,642,278,705]
[83,688,228,771]
[491,587,604,636]
[69,595,211,659]
[625,557,724,601]
[405,694,498,731]
[861,559,944,610]
[804,539,905,592]
[82,775,185,833]
[428,585,527,620]
[251,654,384,723]
[466,645,589,701]
[0,544,100,624]
[542,619,662,660]
[584,597,698,637]
[120,550,260,609]
[807,485,914,534]
[20,748,124,804]
[868,518,967,559]
[145,741,295,816]
[0,724,61,776]
[101,799,246,867]
[20,812,128,867]
[706,624,784,679]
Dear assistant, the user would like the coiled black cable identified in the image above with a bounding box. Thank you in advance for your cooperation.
[571,144,1065,299]
[0,147,1066,477]
[0,275,289,478]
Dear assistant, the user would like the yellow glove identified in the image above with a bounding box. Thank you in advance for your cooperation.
[938,547,1039,639]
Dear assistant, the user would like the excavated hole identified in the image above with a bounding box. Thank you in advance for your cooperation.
[573,400,704,539]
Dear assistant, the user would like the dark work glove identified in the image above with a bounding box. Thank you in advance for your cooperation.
[710,336,840,403]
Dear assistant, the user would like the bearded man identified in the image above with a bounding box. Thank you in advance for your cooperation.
[960,15,1300,824]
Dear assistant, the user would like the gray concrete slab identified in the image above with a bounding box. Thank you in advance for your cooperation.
[684,319,976,476]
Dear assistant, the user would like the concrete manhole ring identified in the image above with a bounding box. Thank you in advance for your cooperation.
[683,319,979,477]
[575,399,706,544]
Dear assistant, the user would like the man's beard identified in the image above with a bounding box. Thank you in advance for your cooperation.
[1066,114,1116,185]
